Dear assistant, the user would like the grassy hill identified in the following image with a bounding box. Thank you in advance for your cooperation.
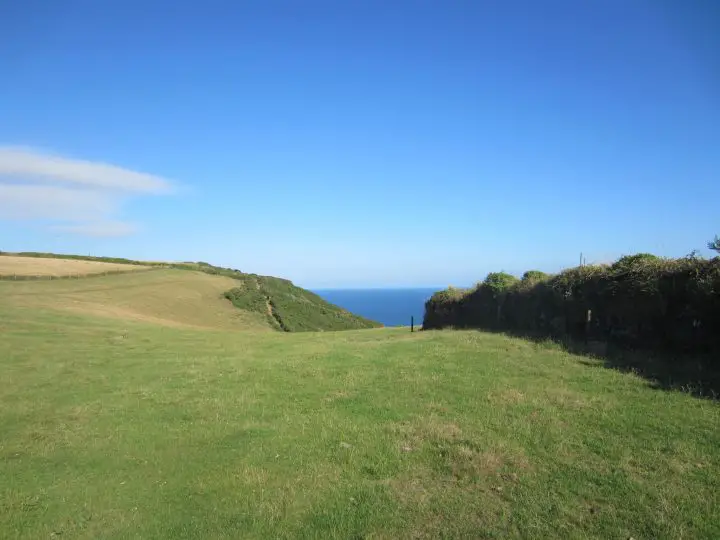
[1,288,719,538]
[224,274,379,332]
[0,252,380,332]
[1,269,272,331]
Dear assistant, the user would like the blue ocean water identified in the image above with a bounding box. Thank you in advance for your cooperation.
[313,288,439,327]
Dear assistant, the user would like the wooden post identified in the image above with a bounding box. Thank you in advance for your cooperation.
[411,316,414,333]
[585,309,592,343]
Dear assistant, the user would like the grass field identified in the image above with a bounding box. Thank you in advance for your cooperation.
[0,255,152,277]
[1,269,271,331]
[1,277,719,538]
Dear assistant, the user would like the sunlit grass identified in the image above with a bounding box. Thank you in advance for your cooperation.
[1,303,719,538]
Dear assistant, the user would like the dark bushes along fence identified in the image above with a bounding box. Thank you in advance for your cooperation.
[424,254,720,353]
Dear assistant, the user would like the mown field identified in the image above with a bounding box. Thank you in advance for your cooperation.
[1,269,271,331]
[0,255,152,277]
[1,274,719,539]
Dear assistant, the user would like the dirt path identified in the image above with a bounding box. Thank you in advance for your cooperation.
[253,279,277,321]
[254,278,288,331]
[253,278,272,317]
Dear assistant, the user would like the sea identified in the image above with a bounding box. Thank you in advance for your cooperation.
[313,288,439,327]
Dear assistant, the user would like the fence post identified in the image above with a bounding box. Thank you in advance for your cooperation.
[411,316,414,332]
[585,309,592,343]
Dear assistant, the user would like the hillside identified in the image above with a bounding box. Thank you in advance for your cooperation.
[0,255,152,278]
[1,299,718,538]
[0,252,380,332]
[1,269,272,331]
[224,274,380,331]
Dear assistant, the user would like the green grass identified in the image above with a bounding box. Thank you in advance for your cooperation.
[224,274,380,332]
[1,299,719,538]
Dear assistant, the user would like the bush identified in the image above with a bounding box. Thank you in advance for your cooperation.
[482,272,518,294]
[522,270,548,282]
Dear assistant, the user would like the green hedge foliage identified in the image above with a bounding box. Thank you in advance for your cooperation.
[424,255,720,352]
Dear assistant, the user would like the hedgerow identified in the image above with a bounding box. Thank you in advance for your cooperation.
[424,254,720,353]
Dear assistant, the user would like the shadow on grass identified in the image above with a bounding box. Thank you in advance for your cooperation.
[471,327,719,400]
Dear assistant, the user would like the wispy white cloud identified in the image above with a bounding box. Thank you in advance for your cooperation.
[0,146,174,236]
[0,184,116,221]
[0,146,172,193]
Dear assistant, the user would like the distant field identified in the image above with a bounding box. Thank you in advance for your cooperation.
[1,285,718,538]
[0,255,151,277]
[0,269,271,331]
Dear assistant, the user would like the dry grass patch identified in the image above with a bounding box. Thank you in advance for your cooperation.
[0,255,151,277]
[322,390,353,403]
[489,388,526,405]
[63,302,209,329]
[390,417,462,450]
[391,417,531,476]
[535,386,608,411]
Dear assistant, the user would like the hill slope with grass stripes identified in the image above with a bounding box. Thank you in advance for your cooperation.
[0,252,380,332]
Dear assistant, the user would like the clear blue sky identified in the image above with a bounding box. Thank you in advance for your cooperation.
[1,1,718,288]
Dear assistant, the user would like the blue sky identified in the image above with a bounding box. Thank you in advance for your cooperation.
[1,1,718,288]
